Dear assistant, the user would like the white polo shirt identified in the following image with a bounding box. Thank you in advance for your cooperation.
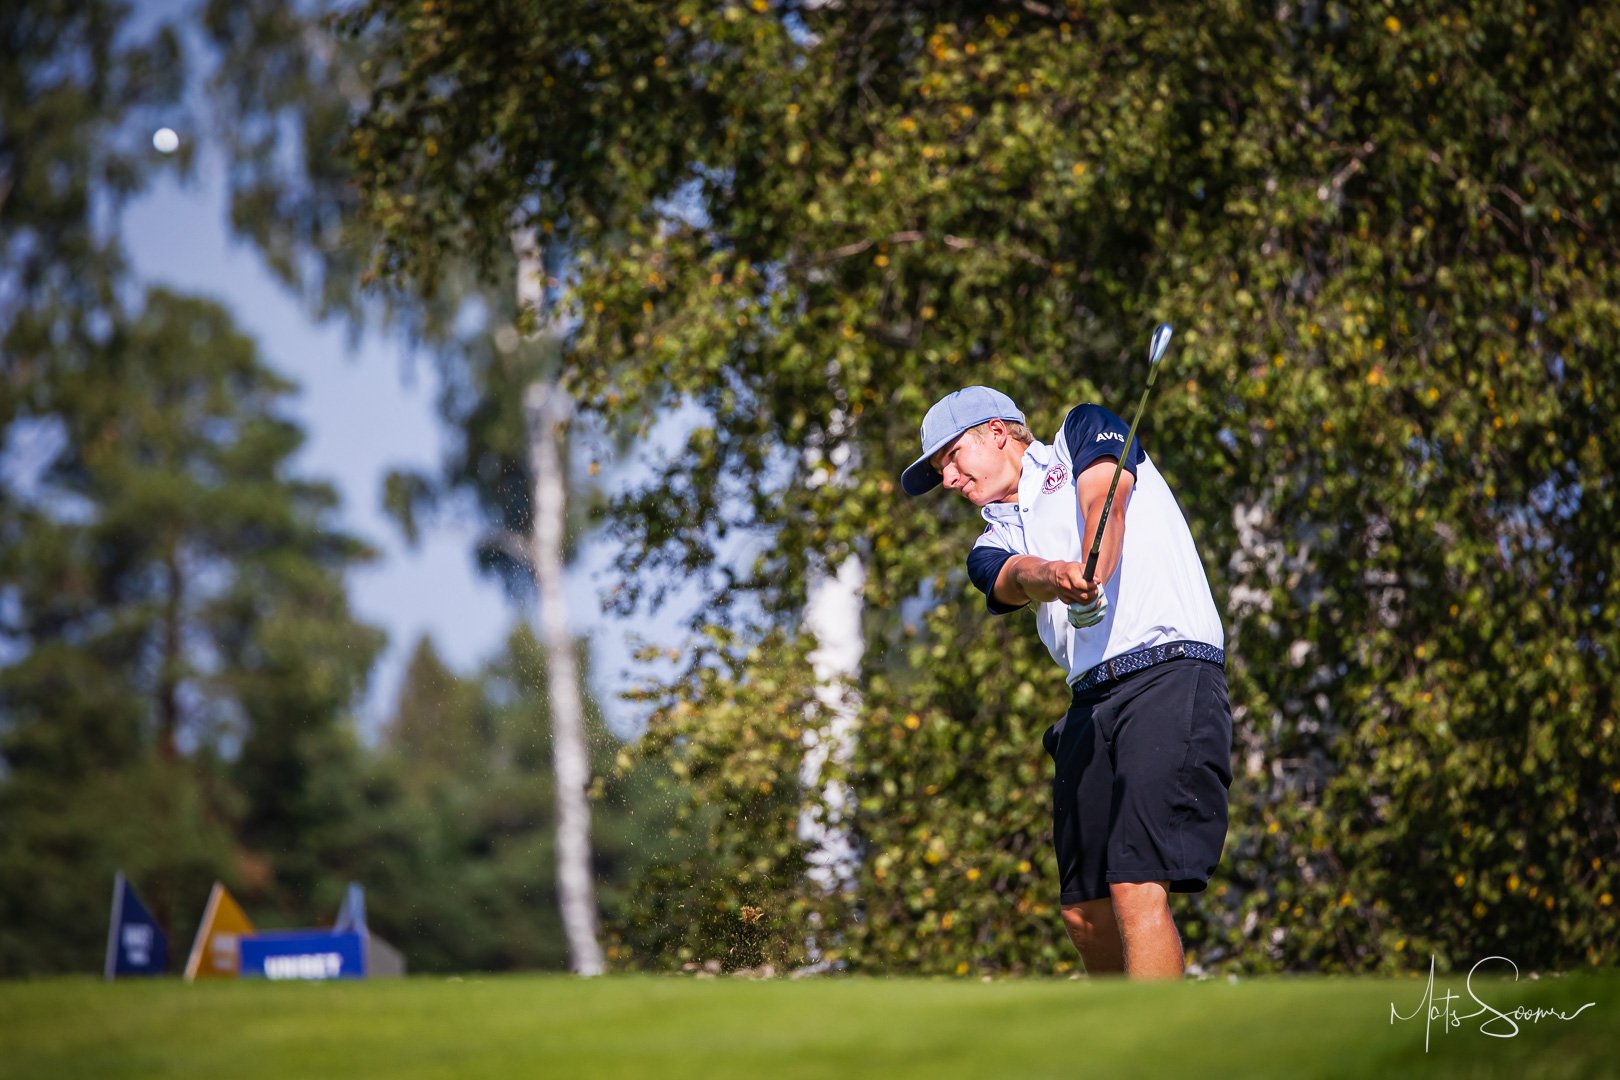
[965,404,1224,686]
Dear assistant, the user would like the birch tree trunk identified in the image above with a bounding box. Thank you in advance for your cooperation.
[799,552,865,893]
[798,415,864,895]
[515,227,604,976]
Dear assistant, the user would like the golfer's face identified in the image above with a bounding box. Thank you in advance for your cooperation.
[932,429,1003,507]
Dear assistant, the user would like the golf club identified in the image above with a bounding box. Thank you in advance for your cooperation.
[1069,322,1173,627]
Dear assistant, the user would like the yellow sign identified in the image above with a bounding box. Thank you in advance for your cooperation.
[183,882,256,981]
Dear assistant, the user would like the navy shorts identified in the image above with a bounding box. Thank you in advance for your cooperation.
[1042,656,1233,906]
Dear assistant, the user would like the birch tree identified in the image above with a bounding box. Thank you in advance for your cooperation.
[515,228,604,976]
[349,0,1620,975]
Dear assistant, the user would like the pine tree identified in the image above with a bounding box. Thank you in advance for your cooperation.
[338,627,673,973]
[1,0,184,473]
[0,289,384,967]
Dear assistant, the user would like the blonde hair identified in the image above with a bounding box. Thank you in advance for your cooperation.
[967,418,1034,446]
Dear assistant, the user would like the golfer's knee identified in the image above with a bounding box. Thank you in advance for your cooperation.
[1108,881,1171,925]
[1060,901,1110,950]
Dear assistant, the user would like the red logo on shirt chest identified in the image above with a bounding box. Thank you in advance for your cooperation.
[1042,464,1068,494]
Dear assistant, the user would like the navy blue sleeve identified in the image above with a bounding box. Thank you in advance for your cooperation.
[966,543,1025,616]
[1063,403,1145,476]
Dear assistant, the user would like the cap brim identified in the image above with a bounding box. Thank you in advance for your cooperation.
[901,428,964,496]
[901,454,943,496]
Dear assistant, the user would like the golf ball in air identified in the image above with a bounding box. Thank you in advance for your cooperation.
[152,128,180,154]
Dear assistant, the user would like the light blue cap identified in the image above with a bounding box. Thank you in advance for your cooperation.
[901,386,1025,496]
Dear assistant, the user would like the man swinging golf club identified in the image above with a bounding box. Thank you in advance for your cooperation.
[900,325,1232,980]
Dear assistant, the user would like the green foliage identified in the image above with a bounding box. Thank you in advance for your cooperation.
[197,0,384,326]
[363,630,570,970]
[3,0,682,978]
[0,759,233,976]
[0,289,383,764]
[0,306,669,969]
[0,286,384,968]
[0,0,185,381]
[325,627,680,973]
[844,602,1072,974]
[351,0,1620,975]
[609,629,824,972]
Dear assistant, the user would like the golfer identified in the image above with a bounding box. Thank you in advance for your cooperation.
[901,386,1231,980]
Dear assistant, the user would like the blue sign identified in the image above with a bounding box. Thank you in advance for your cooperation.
[104,872,169,978]
[240,930,366,980]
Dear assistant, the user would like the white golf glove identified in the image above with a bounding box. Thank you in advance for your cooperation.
[1067,592,1108,629]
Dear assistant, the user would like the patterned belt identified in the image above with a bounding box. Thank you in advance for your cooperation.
[1070,640,1225,695]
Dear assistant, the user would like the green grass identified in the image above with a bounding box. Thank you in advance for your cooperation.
[2,970,1614,1079]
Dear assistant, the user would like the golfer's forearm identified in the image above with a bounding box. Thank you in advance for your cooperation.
[996,556,1055,605]
[1076,466,1132,586]
[1080,504,1126,586]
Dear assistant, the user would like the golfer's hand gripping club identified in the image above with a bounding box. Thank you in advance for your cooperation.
[1067,591,1108,629]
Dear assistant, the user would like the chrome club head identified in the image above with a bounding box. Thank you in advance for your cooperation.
[1148,322,1174,366]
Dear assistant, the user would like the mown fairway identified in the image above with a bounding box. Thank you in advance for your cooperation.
[2,970,1614,1079]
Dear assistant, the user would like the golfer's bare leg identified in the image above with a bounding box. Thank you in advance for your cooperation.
[1060,898,1124,975]
[1109,880,1183,980]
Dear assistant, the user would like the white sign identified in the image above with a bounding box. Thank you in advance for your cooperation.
[263,952,345,980]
